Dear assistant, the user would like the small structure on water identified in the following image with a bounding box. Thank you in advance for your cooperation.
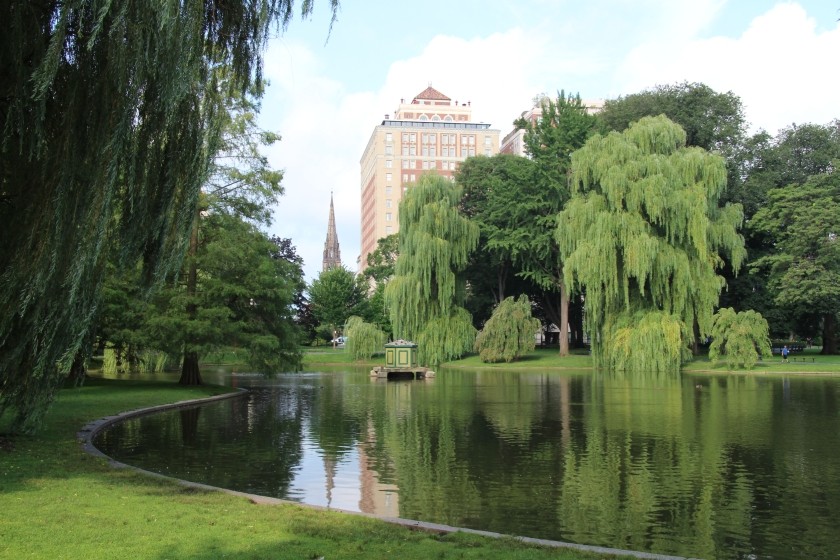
[370,340,435,380]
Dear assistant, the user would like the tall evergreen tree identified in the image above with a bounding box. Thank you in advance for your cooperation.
[385,175,479,366]
[0,0,337,433]
[557,115,747,373]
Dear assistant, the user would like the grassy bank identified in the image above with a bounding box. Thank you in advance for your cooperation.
[0,378,621,560]
[303,345,840,375]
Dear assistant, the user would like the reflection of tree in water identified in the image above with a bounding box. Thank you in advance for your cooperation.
[179,406,201,446]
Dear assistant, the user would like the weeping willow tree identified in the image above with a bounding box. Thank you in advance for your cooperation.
[384,175,479,367]
[0,0,337,434]
[344,316,388,361]
[708,308,772,370]
[474,295,540,363]
[557,115,747,373]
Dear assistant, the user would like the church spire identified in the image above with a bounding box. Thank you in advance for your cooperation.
[322,192,341,271]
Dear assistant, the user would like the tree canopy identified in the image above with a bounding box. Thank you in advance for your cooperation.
[308,266,369,341]
[751,170,840,353]
[385,174,479,366]
[557,115,747,372]
[0,0,337,433]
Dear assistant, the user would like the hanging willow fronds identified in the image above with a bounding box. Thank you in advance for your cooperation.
[558,116,746,374]
[474,295,541,363]
[708,308,772,370]
[385,175,479,365]
[0,0,337,433]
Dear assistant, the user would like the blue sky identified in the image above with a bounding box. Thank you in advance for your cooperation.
[257,1,839,282]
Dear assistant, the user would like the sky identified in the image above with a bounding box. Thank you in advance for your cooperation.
[256,0,840,283]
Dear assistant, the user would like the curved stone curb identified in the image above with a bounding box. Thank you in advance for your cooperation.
[78,388,699,560]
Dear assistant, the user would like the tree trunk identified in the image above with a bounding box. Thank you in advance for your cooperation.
[558,281,570,357]
[822,313,837,355]
[67,349,87,387]
[179,350,203,385]
[179,214,203,385]
[569,295,584,348]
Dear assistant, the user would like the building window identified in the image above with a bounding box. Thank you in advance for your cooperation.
[385,146,393,155]
[402,133,409,142]
[485,148,491,156]
[386,199,392,208]
[386,186,392,194]
[385,173,392,181]
[386,226,393,234]
[409,146,416,156]
[401,159,408,169]
[385,160,392,168]
[409,133,416,142]
[386,213,392,221]
[422,161,429,170]
[485,135,491,145]
[410,174,415,182]
[402,174,409,182]
[386,132,392,142]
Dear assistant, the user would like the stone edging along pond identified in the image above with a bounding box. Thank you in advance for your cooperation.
[77,387,697,560]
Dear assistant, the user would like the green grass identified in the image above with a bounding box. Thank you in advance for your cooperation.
[684,347,840,375]
[0,378,619,560]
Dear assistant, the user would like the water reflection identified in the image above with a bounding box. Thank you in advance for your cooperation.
[94,368,840,559]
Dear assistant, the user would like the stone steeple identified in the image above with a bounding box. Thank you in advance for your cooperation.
[322,192,341,271]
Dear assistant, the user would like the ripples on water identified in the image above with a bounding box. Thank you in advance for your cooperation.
[94,368,840,560]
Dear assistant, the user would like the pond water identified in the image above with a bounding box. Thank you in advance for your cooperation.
[94,367,840,559]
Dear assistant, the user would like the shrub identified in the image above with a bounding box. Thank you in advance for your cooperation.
[709,308,772,369]
[474,295,540,363]
[344,316,387,360]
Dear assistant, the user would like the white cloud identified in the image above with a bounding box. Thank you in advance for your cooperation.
[615,2,840,133]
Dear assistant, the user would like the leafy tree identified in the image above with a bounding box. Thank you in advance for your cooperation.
[144,212,303,383]
[557,115,747,373]
[751,171,840,353]
[344,316,388,360]
[385,175,479,366]
[308,266,368,342]
[0,0,337,433]
[458,155,537,323]
[597,82,746,154]
[363,235,399,284]
[474,296,540,363]
[362,235,399,335]
[708,308,772,370]
[459,92,597,354]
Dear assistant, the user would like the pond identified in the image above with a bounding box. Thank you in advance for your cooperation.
[94,367,840,559]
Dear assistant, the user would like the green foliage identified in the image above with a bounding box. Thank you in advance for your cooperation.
[308,266,368,337]
[0,0,337,433]
[750,170,840,353]
[416,308,477,367]
[558,115,747,373]
[597,82,746,153]
[144,212,303,375]
[385,175,479,366]
[601,311,690,372]
[363,234,399,284]
[708,308,772,369]
[344,316,387,360]
[474,296,540,363]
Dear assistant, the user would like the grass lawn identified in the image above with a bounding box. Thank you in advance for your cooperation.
[0,377,623,560]
[683,347,840,375]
